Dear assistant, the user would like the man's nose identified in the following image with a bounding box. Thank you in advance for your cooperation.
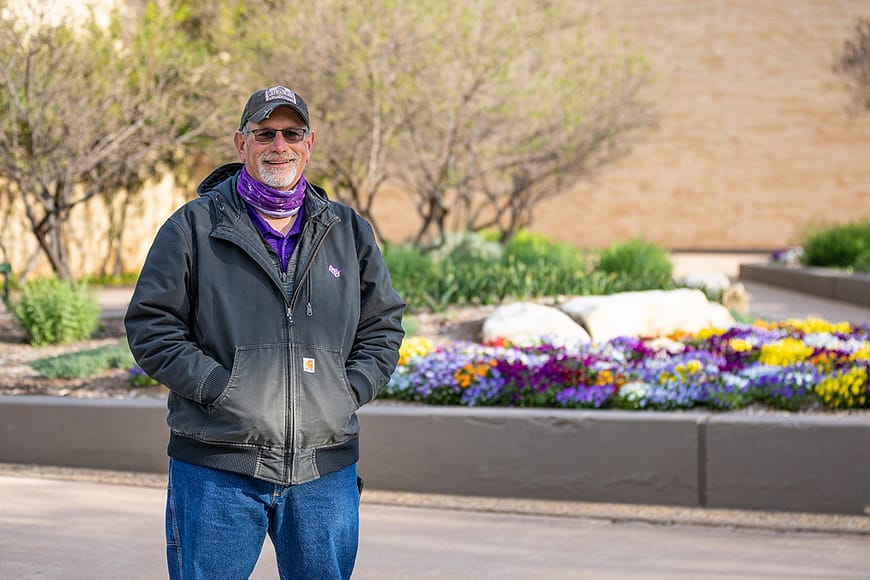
[270,132,292,148]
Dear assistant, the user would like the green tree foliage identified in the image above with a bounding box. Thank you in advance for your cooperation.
[0,0,226,280]
[211,0,652,244]
[396,1,653,244]
[0,0,652,279]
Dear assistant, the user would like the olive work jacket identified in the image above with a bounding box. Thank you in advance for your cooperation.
[125,163,405,485]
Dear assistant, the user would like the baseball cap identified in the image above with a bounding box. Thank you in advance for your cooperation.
[239,86,310,131]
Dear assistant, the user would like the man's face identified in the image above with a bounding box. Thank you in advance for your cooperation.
[234,107,314,190]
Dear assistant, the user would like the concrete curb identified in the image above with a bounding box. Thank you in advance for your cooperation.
[1,396,869,516]
[739,263,870,308]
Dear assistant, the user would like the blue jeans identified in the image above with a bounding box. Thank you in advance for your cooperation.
[166,459,360,580]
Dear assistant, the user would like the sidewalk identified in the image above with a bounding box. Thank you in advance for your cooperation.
[1,473,868,580]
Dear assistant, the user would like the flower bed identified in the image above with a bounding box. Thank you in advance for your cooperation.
[387,318,870,411]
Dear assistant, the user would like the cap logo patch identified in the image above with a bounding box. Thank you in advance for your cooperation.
[328,264,341,278]
[265,86,297,104]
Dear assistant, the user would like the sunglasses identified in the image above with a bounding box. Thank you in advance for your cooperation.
[246,127,310,144]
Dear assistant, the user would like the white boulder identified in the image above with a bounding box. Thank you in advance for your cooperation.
[482,302,591,344]
[559,288,734,343]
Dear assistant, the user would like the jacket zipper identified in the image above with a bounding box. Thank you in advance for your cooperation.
[285,216,339,483]
[287,217,339,324]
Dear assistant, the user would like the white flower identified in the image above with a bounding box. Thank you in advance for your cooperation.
[618,381,649,402]
[644,337,686,354]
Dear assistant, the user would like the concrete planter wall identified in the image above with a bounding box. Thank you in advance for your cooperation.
[1,395,869,515]
[739,263,870,308]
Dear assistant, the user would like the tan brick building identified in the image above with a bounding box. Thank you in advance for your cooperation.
[377,0,870,252]
[3,0,870,278]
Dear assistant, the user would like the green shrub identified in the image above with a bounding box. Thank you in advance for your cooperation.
[800,219,870,271]
[31,342,135,379]
[383,232,675,312]
[428,230,503,263]
[12,278,101,345]
[503,230,587,271]
[382,243,438,310]
[594,239,674,291]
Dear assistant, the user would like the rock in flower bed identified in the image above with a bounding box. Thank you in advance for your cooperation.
[386,318,870,412]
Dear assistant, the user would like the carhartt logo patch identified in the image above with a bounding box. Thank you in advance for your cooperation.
[328,265,341,278]
[265,86,297,104]
[303,357,315,373]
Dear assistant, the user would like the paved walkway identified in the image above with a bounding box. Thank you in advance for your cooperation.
[1,474,868,580]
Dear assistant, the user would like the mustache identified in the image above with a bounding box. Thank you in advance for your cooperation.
[262,155,297,163]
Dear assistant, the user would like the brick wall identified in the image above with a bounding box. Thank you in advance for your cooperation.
[4,0,870,278]
[375,0,870,251]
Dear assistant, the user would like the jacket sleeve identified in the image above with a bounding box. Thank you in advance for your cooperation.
[124,215,230,404]
[344,215,406,405]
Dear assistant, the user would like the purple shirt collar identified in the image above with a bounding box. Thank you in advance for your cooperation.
[247,203,305,272]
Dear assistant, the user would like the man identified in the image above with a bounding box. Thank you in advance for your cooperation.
[125,85,405,579]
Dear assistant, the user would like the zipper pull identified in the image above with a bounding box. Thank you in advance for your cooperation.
[287,306,294,325]
[306,302,313,317]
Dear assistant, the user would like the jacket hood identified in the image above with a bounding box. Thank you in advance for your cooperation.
[197,163,243,197]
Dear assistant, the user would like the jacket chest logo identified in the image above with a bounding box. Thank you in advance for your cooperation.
[303,357,316,373]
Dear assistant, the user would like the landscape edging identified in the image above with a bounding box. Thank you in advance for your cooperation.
[1,395,868,515]
[739,263,870,308]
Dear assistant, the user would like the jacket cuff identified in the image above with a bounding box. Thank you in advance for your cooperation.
[347,369,374,406]
[200,365,231,405]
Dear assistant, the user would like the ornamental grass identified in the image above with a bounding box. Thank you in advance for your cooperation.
[386,318,870,412]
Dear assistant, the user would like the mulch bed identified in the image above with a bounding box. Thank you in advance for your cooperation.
[0,315,164,398]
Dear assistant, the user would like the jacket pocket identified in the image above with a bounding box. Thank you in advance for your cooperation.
[293,345,360,450]
[200,344,287,446]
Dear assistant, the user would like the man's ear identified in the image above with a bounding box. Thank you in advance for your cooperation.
[305,129,316,159]
[233,131,247,162]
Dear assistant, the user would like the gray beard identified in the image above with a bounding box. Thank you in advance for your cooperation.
[257,158,299,189]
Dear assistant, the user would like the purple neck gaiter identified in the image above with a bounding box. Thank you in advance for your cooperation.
[237,166,306,218]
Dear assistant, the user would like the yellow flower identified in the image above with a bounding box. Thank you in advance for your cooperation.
[398,336,435,366]
[695,327,726,340]
[815,367,869,409]
[758,338,814,366]
[757,317,852,335]
[675,359,703,376]
[782,317,851,335]
[729,338,753,352]
[850,345,870,362]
